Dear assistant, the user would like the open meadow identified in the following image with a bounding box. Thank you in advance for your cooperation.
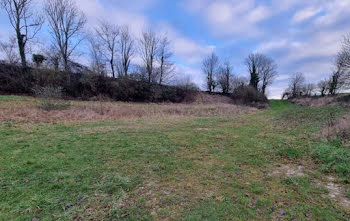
[0,95,349,220]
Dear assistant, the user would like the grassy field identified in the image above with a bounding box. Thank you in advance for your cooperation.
[0,96,349,220]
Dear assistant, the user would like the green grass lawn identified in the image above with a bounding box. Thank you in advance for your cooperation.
[0,97,349,220]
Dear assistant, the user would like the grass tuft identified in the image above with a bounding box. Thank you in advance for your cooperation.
[312,144,350,182]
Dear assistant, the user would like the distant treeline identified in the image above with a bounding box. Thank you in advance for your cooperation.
[0,0,273,105]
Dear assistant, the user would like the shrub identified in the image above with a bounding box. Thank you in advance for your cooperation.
[231,85,268,107]
[0,63,206,104]
[32,54,46,67]
[33,86,70,111]
[0,63,33,94]
[337,94,350,103]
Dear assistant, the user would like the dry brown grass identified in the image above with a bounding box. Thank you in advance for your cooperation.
[322,112,350,142]
[290,95,350,107]
[0,96,255,124]
[193,93,233,104]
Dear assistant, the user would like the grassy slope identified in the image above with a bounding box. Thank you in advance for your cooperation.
[0,97,349,220]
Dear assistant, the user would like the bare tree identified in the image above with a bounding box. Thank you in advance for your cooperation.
[88,35,105,75]
[0,36,20,64]
[1,0,43,68]
[341,34,350,69]
[231,76,248,92]
[317,79,329,97]
[202,52,219,92]
[245,53,277,94]
[157,35,174,85]
[45,0,86,72]
[329,51,348,95]
[245,53,263,89]
[139,29,159,83]
[217,61,233,94]
[260,57,277,95]
[288,72,305,97]
[302,83,315,96]
[118,26,134,77]
[44,45,61,71]
[94,21,119,78]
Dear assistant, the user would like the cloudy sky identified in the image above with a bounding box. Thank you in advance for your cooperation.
[1,0,349,98]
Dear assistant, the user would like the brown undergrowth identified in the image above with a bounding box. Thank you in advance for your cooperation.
[290,94,350,107]
[0,97,255,124]
[322,112,350,142]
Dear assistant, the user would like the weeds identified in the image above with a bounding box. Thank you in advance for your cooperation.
[312,144,350,182]
[32,86,70,111]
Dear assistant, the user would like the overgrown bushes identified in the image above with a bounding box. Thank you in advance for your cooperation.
[0,64,33,94]
[231,85,268,107]
[33,86,70,111]
[0,63,198,103]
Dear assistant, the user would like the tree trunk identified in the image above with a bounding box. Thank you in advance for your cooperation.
[262,84,266,95]
[17,32,27,68]
[110,59,115,78]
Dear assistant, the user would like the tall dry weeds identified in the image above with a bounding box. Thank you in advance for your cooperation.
[0,99,255,124]
[322,112,350,143]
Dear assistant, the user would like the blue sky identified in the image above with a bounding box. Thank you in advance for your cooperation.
[1,0,350,98]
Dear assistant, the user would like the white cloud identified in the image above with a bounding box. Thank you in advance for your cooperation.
[155,22,215,64]
[247,6,270,23]
[257,39,289,52]
[292,7,321,23]
[184,0,271,37]
[314,0,350,26]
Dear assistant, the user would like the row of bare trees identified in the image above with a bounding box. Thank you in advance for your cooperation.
[1,0,44,68]
[0,0,85,71]
[202,52,277,95]
[1,0,175,85]
[284,35,350,99]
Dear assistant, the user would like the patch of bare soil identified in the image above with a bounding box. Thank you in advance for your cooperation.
[271,164,305,177]
[272,164,350,210]
[0,100,256,124]
[324,176,350,209]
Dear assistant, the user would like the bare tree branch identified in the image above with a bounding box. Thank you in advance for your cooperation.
[157,35,174,85]
[94,21,119,78]
[88,34,105,75]
[1,0,44,68]
[139,29,159,83]
[217,61,233,94]
[287,72,305,97]
[0,36,20,64]
[45,0,86,72]
[260,56,278,95]
[202,52,219,92]
[118,25,134,77]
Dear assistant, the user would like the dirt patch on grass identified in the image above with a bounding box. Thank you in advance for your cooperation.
[272,164,350,210]
[325,176,350,209]
[271,164,305,177]
[0,99,256,124]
